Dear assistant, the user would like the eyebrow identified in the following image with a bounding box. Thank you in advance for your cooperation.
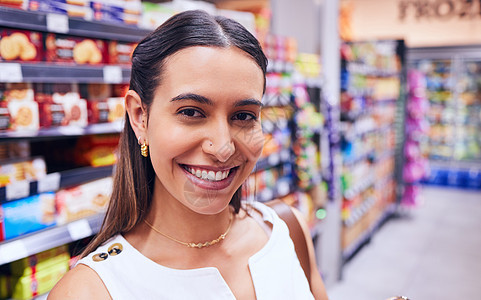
[170,93,263,107]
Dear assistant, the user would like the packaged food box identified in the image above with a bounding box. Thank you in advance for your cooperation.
[3,83,34,103]
[87,100,109,124]
[29,0,92,19]
[0,0,28,10]
[92,9,140,26]
[73,134,119,166]
[79,83,111,101]
[1,192,56,240]
[0,157,47,187]
[108,40,136,65]
[7,100,39,131]
[56,177,112,224]
[10,245,69,276]
[45,33,106,64]
[11,258,69,300]
[0,29,43,62]
[107,97,124,123]
[33,83,79,104]
[39,99,87,128]
[0,105,10,131]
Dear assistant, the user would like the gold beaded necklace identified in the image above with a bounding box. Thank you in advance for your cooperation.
[143,213,233,249]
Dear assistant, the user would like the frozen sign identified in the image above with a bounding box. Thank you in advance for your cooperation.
[399,0,481,20]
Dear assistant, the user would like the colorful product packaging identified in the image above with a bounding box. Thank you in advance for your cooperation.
[56,176,112,224]
[0,0,28,9]
[1,192,56,240]
[45,33,107,65]
[28,0,92,19]
[10,245,69,276]
[90,0,141,25]
[73,134,119,166]
[1,83,40,132]
[108,40,136,65]
[11,258,69,300]
[0,28,43,62]
[0,157,47,187]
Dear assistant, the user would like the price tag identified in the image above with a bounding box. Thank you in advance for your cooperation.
[103,66,122,83]
[47,13,69,33]
[0,63,23,82]
[0,240,28,265]
[38,173,61,193]
[6,181,29,200]
[58,126,83,136]
[68,219,93,241]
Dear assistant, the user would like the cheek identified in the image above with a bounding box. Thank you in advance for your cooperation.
[236,125,265,162]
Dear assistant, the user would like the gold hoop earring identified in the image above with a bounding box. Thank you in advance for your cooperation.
[138,136,149,158]
[141,143,149,157]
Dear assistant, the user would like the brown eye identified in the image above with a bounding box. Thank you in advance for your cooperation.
[178,108,204,118]
[232,112,256,121]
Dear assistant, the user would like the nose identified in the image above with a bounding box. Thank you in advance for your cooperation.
[202,121,235,163]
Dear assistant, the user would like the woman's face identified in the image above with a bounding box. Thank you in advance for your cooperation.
[146,46,264,215]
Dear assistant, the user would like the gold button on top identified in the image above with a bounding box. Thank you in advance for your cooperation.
[108,243,123,256]
[92,252,109,262]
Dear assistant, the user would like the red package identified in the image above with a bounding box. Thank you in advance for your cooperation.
[108,40,136,65]
[38,102,66,128]
[45,33,107,64]
[87,100,109,124]
[0,28,43,62]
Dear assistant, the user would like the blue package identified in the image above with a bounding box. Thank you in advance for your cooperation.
[2,193,56,240]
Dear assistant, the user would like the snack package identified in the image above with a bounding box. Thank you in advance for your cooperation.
[2,192,56,240]
[11,258,69,300]
[28,0,92,19]
[90,0,141,25]
[45,33,106,64]
[0,157,47,187]
[0,105,10,131]
[87,99,109,124]
[0,29,43,62]
[107,97,125,122]
[10,245,69,276]
[0,0,28,9]
[108,40,136,65]
[7,100,40,131]
[73,134,119,166]
[79,83,111,101]
[3,83,34,103]
[56,176,112,224]
[38,98,87,128]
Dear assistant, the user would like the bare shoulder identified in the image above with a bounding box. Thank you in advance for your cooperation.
[48,264,111,300]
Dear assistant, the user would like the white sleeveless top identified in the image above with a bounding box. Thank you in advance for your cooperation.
[78,202,314,299]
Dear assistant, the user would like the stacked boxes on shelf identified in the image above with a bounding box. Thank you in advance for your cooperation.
[339,40,404,256]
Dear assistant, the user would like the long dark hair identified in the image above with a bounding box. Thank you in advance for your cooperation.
[82,10,267,256]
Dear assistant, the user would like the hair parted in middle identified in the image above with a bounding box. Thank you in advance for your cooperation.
[81,10,268,257]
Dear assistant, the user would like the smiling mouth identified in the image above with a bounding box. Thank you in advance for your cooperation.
[180,164,239,182]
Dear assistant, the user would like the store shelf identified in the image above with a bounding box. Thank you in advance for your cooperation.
[0,121,123,141]
[0,62,131,83]
[0,6,150,42]
[0,165,114,203]
[343,196,376,227]
[0,214,103,265]
[342,204,396,262]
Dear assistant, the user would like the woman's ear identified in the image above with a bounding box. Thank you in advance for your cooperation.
[125,90,147,139]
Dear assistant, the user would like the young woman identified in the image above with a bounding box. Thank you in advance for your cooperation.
[49,10,328,300]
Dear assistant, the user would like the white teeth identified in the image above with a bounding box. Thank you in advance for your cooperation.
[185,166,232,182]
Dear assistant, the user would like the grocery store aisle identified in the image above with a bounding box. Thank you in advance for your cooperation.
[328,186,481,300]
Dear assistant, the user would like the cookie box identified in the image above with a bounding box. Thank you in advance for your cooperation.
[0,29,43,62]
[56,177,112,225]
[0,157,47,187]
[7,100,39,131]
[108,40,136,65]
[11,258,69,300]
[1,192,56,240]
[10,245,69,276]
[45,33,107,64]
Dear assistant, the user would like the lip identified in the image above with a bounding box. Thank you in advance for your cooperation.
[179,164,238,190]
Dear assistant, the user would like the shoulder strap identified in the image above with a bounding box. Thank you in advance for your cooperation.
[265,199,312,288]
